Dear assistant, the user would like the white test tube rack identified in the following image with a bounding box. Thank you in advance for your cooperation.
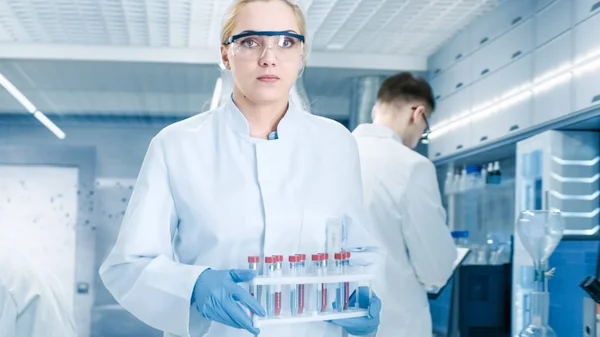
[250,271,375,327]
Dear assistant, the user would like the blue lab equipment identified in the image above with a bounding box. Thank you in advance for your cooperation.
[191,269,265,335]
[328,287,381,335]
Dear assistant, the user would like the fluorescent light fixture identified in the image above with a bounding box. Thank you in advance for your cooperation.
[0,72,66,140]
[210,77,223,111]
[429,49,600,141]
[0,72,36,113]
[33,111,65,139]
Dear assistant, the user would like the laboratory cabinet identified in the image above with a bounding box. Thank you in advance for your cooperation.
[470,17,533,82]
[468,0,534,54]
[429,122,472,160]
[428,28,471,80]
[574,0,600,25]
[447,57,472,97]
[469,55,533,146]
[445,29,471,69]
[574,8,600,64]
[532,31,573,125]
[573,11,600,112]
[427,0,600,161]
[534,0,556,13]
[534,0,572,48]
[428,48,447,80]
[573,65,600,113]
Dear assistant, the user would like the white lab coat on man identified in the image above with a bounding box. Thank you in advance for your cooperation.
[352,123,457,337]
[0,246,77,337]
[99,97,383,337]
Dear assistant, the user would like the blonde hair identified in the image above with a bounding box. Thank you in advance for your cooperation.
[220,0,307,45]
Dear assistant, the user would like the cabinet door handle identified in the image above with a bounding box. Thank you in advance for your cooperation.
[509,124,520,131]
[434,68,441,75]
[456,82,463,89]
[456,144,463,150]
[592,94,600,103]
[480,136,488,142]
[435,152,441,157]
[455,53,463,60]
[512,50,522,59]
[592,1,600,12]
[480,37,489,45]
[481,68,490,76]
[512,16,522,25]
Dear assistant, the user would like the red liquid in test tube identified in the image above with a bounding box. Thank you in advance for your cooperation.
[320,253,328,312]
[296,254,306,314]
[274,255,283,316]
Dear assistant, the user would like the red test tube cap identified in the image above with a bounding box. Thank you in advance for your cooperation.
[289,255,297,262]
[312,254,320,261]
[265,256,274,263]
[248,256,259,263]
[334,252,342,260]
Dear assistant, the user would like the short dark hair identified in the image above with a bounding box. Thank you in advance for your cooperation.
[376,72,436,112]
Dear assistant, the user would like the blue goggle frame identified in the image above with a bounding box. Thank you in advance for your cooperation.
[224,30,305,45]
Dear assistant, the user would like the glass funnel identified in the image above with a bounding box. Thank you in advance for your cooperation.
[516,209,565,337]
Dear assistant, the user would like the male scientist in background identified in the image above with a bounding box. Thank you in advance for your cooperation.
[352,72,457,337]
[0,245,77,337]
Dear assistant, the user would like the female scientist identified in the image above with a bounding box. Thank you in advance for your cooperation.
[99,1,382,336]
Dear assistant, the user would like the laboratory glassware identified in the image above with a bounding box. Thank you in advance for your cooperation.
[517,209,565,337]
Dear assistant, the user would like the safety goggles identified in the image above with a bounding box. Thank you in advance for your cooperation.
[412,106,431,144]
[224,31,305,62]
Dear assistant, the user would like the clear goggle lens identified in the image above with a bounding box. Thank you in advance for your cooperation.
[228,33,304,62]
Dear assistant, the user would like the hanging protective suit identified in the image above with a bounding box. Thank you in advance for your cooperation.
[100,97,383,337]
[352,123,457,337]
[0,247,77,337]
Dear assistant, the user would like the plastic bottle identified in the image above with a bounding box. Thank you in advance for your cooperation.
[493,161,502,184]
[486,162,494,184]
[453,170,461,193]
[480,167,488,187]
[451,230,469,247]
[459,168,468,192]
[444,171,454,195]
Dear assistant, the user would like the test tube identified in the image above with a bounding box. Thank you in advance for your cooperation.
[343,251,351,310]
[296,254,306,314]
[319,253,328,312]
[265,256,275,317]
[274,255,283,317]
[334,252,343,312]
[247,256,259,317]
[289,255,298,316]
[312,254,322,313]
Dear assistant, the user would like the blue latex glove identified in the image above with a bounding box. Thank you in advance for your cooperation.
[328,286,381,335]
[192,268,266,335]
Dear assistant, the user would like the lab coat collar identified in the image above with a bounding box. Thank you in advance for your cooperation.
[225,94,298,140]
[353,123,403,143]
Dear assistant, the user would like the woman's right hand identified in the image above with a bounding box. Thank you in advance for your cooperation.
[192,268,265,334]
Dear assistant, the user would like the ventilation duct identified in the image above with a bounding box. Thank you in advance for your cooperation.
[348,76,383,131]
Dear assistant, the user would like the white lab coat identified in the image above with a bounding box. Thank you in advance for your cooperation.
[352,124,457,337]
[0,247,77,337]
[99,97,383,337]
